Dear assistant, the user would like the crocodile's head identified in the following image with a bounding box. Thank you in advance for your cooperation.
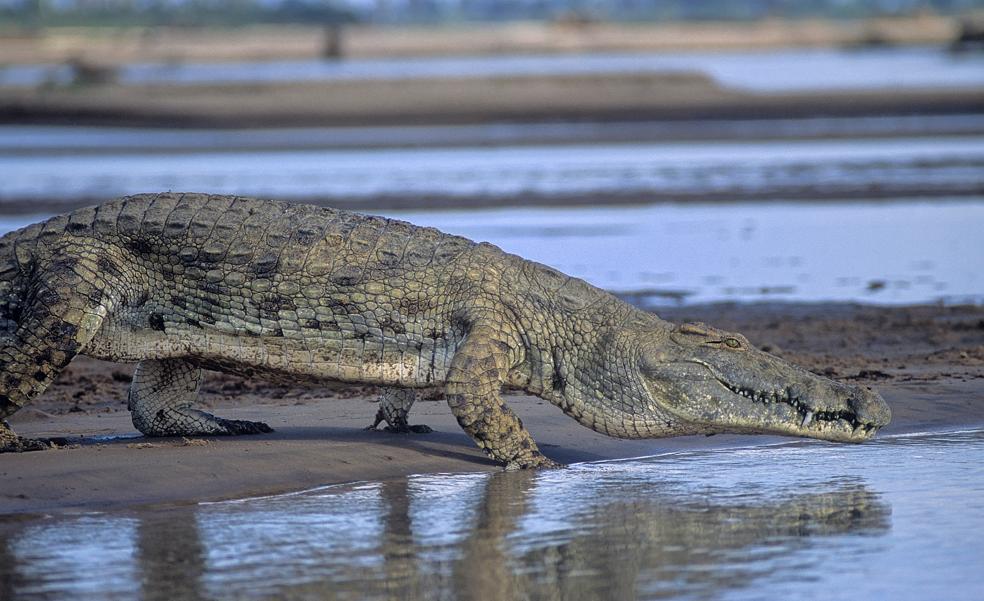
[639,322,891,442]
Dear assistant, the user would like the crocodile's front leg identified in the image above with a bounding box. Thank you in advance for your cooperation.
[445,321,558,470]
[367,388,432,434]
[128,359,272,437]
[1,247,114,453]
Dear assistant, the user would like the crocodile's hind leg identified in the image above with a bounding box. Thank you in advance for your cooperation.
[367,388,432,434]
[446,321,558,470]
[128,359,272,437]
[0,251,111,452]
[0,420,58,452]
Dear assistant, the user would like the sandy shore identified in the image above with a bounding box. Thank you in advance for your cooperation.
[4,72,983,129]
[2,302,982,515]
[0,17,961,65]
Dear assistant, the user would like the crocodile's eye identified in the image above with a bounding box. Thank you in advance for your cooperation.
[724,338,741,349]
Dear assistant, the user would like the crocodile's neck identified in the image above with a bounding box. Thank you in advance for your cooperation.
[502,261,689,439]
[560,308,694,439]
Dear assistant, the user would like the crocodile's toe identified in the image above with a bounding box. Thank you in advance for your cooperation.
[382,423,433,434]
[214,418,274,436]
[0,436,64,453]
[505,454,563,471]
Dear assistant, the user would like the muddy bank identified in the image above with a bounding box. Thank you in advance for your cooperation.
[2,302,982,515]
[4,188,984,219]
[3,72,983,128]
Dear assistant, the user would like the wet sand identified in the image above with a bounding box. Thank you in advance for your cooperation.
[2,302,982,515]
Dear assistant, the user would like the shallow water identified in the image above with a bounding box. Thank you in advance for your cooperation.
[2,46,983,91]
[2,429,983,600]
[1,128,981,305]
[2,135,981,202]
[395,200,984,305]
[1,199,981,306]
[6,115,984,153]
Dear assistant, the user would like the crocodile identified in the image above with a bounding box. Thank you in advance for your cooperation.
[0,193,891,468]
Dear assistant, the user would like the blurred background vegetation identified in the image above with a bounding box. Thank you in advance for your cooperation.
[1,0,983,28]
[1,1,982,306]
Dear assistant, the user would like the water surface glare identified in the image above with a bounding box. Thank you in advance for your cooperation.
[2,429,983,600]
[6,115,983,153]
[2,136,981,202]
[393,200,984,305]
[1,199,981,305]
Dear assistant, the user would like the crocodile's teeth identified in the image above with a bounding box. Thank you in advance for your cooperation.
[801,411,814,428]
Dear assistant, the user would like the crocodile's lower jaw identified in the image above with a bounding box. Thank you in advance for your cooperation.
[719,380,879,441]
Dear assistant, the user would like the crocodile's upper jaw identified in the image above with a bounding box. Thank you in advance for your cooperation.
[643,361,890,442]
[638,323,891,442]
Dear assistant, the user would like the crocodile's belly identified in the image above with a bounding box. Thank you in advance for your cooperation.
[85,317,459,388]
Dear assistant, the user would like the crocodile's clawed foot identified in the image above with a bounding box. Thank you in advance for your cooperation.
[0,436,66,453]
[365,410,432,434]
[365,413,385,432]
[366,421,433,434]
[504,454,563,471]
[384,423,433,434]
[0,420,67,453]
[213,418,274,436]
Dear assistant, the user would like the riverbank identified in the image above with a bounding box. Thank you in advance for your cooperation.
[2,302,981,515]
[4,71,983,129]
[0,17,964,65]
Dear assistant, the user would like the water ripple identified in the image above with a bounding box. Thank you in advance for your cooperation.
[3,429,982,600]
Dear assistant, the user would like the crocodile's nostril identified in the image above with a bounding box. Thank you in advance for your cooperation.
[849,387,892,427]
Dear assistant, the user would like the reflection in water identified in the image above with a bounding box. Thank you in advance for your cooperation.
[0,532,17,600]
[202,475,887,601]
[4,430,984,600]
[5,516,141,599]
[136,511,207,601]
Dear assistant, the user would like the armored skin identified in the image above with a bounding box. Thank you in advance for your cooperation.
[0,194,891,468]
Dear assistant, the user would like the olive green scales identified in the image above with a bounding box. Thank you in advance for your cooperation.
[0,194,891,468]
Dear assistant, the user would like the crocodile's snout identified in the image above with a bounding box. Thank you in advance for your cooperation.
[641,325,895,443]
[848,385,892,429]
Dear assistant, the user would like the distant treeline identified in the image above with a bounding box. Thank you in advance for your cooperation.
[0,0,355,28]
[2,0,984,27]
